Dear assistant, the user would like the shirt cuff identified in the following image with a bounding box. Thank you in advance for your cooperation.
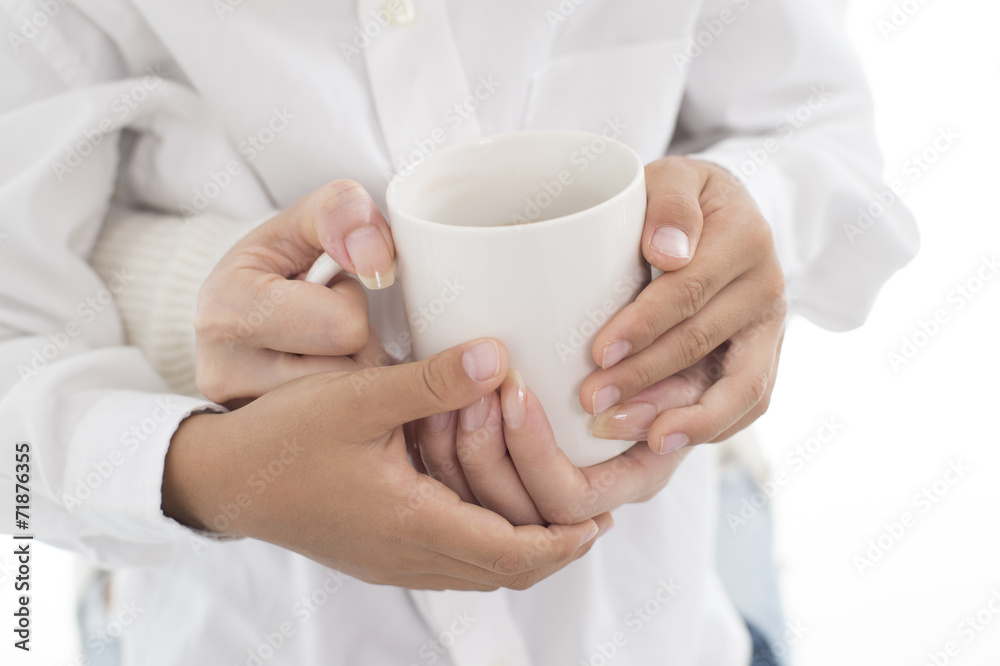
[62,390,232,551]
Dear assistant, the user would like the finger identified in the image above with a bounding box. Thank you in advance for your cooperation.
[350,324,392,369]
[641,158,708,272]
[712,327,784,442]
[342,338,509,436]
[591,215,758,371]
[246,179,395,289]
[197,345,364,404]
[414,409,476,504]
[241,275,371,356]
[458,382,544,526]
[583,275,778,414]
[646,314,784,453]
[415,513,612,590]
[504,382,692,523]
[590,357,717,441]
[499,381,596,523]
[425,500,609,578]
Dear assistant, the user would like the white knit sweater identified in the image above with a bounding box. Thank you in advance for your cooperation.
[88,206,272,398]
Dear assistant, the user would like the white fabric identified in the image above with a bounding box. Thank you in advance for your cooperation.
[0,0,917,664]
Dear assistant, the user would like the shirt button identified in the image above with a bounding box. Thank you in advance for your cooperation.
[386,0,416,25]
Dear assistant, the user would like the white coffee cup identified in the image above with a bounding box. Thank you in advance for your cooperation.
[308,130,649,467]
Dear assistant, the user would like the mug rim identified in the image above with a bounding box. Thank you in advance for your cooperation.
[385,130,645,234]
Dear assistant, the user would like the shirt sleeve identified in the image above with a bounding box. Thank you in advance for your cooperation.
[0,6,262,567]
[671,0,919,331]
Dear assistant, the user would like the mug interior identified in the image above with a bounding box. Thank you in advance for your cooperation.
[388,131,642,228]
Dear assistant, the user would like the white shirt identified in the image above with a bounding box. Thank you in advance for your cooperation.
[0,1,917,664]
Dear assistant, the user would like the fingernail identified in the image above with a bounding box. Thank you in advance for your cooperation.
[592,385,621,416]
[344,226,395,290]
[650,226,691,259]
[462,339,500,382]
[424,411,452,433]
[600,514,616,535]
[502,370,527,429]
[592,402,658,440]
[601,340,632,369]
[460,396,490,431]
[659,433,690,455]
[579,524,600,547]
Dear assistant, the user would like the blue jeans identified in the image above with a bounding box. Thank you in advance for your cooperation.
[716,459,788,666]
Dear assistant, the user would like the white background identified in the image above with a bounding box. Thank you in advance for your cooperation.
[756,0,1000,664]
[4,0,999,664]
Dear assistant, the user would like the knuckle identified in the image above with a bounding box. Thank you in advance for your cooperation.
[677,276,712,319]
[196,369,231,404]
[505,572,540,592]
[492,545,527,577]
[657,193,703,226]
[418,355,453,409]
[746,369,771,407]
[626,359,665,396]
[315,179,372,223]
[678,320,717,363]
[746,215,776,254]
[339,313,370,352]
[318,178,368,207]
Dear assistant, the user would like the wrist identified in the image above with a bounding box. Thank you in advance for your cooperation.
[162,412,245,535]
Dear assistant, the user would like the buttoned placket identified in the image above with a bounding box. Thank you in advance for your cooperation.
[359,0,484,180]
[356,4,531,663]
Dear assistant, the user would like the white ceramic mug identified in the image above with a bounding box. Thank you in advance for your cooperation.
[308,130,649,467]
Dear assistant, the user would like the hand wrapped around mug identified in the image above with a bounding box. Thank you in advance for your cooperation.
[414,156,787,526]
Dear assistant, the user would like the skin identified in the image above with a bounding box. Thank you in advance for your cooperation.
[165,155,785,587]
[164,337,612,591]
[416,157,786,524]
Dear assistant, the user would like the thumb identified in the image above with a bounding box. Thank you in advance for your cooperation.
[252,179,396,289]
[642,159,706,272]
[346,338,509,436]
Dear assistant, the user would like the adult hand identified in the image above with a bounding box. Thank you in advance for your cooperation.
[582,156,787,454]
[413,360,715,526]
[195,180,396,407]
[163,338,611,590]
